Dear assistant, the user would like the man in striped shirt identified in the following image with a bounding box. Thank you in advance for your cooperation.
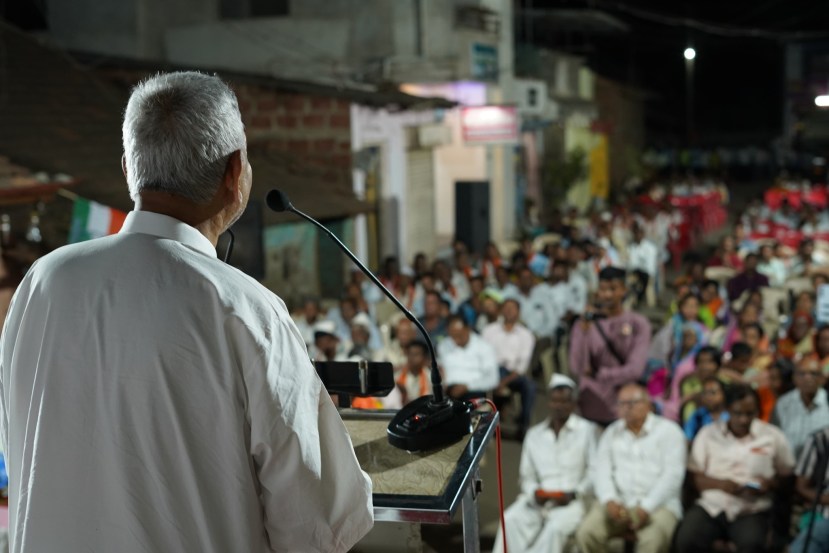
[790,428,829,553]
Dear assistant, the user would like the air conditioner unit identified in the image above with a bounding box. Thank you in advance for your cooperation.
[515,79,548,116]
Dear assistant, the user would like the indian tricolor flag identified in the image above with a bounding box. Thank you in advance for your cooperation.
[68,198,127,243]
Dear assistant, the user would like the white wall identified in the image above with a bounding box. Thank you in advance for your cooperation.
[165,18,351,82]
[350,105,440,262]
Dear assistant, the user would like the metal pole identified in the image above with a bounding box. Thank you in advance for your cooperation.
[685,55,694,146]
[461,468,481,553]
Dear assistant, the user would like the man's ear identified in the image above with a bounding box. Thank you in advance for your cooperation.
[121,154,128,179]
[223,150,243,199]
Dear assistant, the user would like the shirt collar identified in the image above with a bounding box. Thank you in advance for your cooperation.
[119,211,217,258]
[720,418,761,439]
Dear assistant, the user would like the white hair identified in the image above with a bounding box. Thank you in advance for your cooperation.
[122,71,246,204]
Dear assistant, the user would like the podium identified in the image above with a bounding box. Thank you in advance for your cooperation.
[343,409,499,553]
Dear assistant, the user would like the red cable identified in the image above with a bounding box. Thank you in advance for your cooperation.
[481,398,507,553]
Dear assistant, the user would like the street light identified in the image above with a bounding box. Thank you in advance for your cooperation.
[817,95,829,107]
[685,47,696,145]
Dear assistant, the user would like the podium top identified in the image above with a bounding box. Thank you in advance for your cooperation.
[342,409,499,524]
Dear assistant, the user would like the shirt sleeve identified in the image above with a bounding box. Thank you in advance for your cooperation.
[601,317,652,388]
[245,314,374,553]
[518,433,540,498]
[569,323,590,381]
[774,427,797,476]
[577,424,600,497]
[477,340,501,391]
[515,329,536,375]
[687,425,709,474]
[640,422,687,513]
[593,428,620,504]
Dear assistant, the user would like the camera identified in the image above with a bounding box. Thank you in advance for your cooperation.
[583,309,607,322]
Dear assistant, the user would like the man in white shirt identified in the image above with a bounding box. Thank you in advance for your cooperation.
[438,315,500,399]
[0,72,373,553]
[512,267,561,377]
[772,356,829,458]
[482,299,537,433]
[576,383,686,553]
[293,296,325,351]
[626,224,660,306]
[493,375,598,553]
[494,265,520,299]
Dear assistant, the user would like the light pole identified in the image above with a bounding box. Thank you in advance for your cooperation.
[685,47,696,146]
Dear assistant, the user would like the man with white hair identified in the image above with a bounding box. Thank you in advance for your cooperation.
[493,375,598,553]
[0,72,373,553]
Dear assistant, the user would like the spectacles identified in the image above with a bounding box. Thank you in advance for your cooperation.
[618,398,646,408]
[796,371,822,379]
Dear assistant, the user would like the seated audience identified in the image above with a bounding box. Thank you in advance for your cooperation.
[395,340,433,404]
[482,299,537,434]
[726,253,770,303]
[758,359,795,422]
[347,313,374,359]
[570,267,652,425]
[373,317,417,367]
[438,315,500,400]
[575,383,686,553]
[811,324,829,374]
[778,311,816,361]
[493,375,598,553]
[718,342,754,384]
[670,345,722,423]
[757,243,787,287]
[684,377,729,441]
[626,224,660,305]
[674,384,795,553]
[493,265,520,299]
[772,357,829,457]
[419,290,449,343]
[699,279,726,329]
[293,296,325,351]
[313,320,345,362]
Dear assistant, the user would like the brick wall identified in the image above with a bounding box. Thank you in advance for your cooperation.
[233,83,352,173]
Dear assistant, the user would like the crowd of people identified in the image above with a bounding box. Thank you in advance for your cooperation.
[291,196,829,552]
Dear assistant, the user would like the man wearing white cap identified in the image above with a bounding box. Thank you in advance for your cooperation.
[313,320,347,362]
[493,374,599,553]
[348,313,375,359]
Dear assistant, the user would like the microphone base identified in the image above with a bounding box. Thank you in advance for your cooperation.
[387,395,473,452]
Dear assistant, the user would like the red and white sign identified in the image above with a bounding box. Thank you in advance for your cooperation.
[460,105,519,145]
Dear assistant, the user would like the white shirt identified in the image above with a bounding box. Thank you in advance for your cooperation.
[512,285,561,338]
[566,274,589,314]
[593,413,687,517]
[519,415,599,500]
[481,322,536,375]
[0,211,373,553]
[757,258,787,287]
[772,388,829,458]
[626,239,660,278]
[437,333,500,391]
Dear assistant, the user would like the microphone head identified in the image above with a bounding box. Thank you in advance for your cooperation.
[266,189,292,213]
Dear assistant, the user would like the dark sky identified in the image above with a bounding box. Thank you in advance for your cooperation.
[521,0,829,147]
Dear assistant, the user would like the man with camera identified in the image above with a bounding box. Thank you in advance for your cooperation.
[569,266,651,426]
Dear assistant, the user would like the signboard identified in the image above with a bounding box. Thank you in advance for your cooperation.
[460,105,519,145]
[470,43,498,82]
[818,284,829,324]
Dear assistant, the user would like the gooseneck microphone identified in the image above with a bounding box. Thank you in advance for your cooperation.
[266,189,472,451]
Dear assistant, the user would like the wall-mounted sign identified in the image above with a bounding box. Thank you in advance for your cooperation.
[460,105,519,145]
[470,43,498,82]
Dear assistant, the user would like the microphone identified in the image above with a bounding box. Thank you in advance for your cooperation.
[266,189,472,451]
